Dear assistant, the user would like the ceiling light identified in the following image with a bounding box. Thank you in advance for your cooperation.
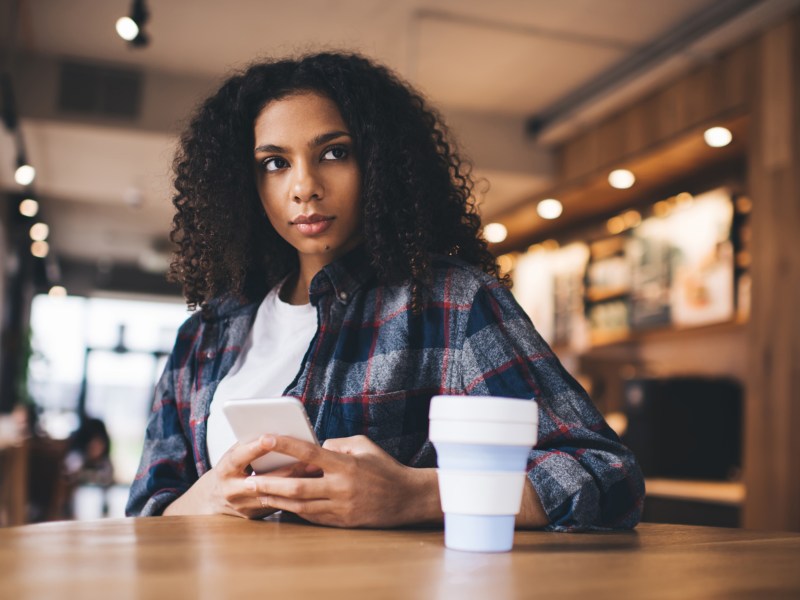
[704,126,732,148]
[19,198,39,217]
[30,222,49,241]
[14,162,35,186]
[537,198,563,220]
[48,286,67,298]
[483,222,508,244]
[115,16,139,41]
[31,240,49,258]
[117,0,150,47]
[608,169,635,190]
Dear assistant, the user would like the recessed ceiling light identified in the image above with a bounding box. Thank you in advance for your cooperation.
[29,222,49,242]
[608,169,635,190]
[704,126,732,148]
[31,240,49,258]
[537,198,563,220]
[14,163,35,186]
[19,198,39,217]
[483,222,508,244]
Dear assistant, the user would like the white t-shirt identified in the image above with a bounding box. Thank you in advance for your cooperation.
[206,283,317,467]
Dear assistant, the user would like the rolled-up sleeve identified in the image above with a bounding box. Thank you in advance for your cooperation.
[459,281,645,531]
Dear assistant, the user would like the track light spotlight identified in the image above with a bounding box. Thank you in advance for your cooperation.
[15,154,35,186]
[116,0,150,47]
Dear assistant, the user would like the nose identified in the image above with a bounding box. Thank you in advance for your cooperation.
[291,162,323,203]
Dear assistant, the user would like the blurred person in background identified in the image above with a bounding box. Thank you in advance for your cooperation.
[127,52,644,531]
[65,417,114,488]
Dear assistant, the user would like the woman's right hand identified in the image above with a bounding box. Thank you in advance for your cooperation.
[163,436,306,519]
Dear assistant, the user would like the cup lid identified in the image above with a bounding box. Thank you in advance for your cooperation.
[429,395,538,424]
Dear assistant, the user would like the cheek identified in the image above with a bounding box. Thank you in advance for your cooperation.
[257,182,285,224]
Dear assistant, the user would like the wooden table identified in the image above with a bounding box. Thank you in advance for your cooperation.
[1,516,799,599]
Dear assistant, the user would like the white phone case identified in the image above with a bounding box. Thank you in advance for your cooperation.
[222,397,318,473]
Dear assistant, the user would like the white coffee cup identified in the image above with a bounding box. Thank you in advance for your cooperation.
[429,395,538,552]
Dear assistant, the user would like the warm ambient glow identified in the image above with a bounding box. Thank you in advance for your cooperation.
[704,126,733,148]
[19,198,39,217]
[735,196,753,214]
[31,240,49,258]
[537,198,563,220]
[497,253,516,274]
[29,222,50,242]
[116,16,139,41]
[48,285,67,298]
[14,164,36,186]
[483,222,508,244]
[541,239,559,251]
[622,210,641,228]
[608,169,635,189]
[607,216,626,235]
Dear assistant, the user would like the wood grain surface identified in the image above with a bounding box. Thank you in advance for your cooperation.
[1,516,798,599]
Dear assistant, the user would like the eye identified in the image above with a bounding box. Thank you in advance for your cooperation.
[262,156,289,172]
[322,145,349,161]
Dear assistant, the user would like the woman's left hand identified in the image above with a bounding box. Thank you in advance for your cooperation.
[245,435,442,528]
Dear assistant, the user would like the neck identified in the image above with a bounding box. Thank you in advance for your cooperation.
[283,238,362,305]
[281,255,326,305]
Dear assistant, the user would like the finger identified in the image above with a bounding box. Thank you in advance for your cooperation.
[221,436,275,475]
[322,435,378,455]
[267,462,312,478]
[263,495,331,518]
[237,495,279,520]
[250,475,328,500]
[266,435,344,470]
[304,463,323,476]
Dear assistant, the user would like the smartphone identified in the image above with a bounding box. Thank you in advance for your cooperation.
[222,397,319,474]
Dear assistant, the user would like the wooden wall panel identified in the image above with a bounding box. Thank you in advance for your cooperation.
[557,45,754,184]
[744,16,800,532]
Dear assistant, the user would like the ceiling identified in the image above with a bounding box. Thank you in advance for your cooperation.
[0,0,796,293]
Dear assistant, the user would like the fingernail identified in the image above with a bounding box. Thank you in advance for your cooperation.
[260,435,276,449]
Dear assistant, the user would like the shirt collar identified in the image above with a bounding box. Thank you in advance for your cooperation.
[309,244,375,306]
[202,293,258,322]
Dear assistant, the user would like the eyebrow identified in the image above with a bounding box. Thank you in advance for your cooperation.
[254,130,351,154]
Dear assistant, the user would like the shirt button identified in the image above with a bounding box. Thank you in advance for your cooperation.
[338,291,349,302]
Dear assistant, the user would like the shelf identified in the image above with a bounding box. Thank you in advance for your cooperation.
[492,113,749,255]
[596,317,746,347]
[586,286,631,303]
[551,318,748,357]
[590,329,631,346]
[646,478,745,506]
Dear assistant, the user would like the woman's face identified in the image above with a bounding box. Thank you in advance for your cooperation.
[253,92,362,269]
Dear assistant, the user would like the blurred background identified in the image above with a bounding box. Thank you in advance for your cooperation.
[1,0,798,531]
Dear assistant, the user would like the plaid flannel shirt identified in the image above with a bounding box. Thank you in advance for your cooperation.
[127,249,644,531]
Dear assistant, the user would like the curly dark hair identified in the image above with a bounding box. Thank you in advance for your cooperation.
[169,52,505,312]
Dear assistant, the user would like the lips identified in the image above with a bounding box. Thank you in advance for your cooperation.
[291,214,335,236]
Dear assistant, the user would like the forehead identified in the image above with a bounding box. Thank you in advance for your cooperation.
[253,92,348,143]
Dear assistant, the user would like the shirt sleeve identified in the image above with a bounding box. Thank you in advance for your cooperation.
[458,280,645,531]
[126,341,198,517]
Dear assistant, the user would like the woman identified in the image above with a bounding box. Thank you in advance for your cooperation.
[127,52,644,531]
